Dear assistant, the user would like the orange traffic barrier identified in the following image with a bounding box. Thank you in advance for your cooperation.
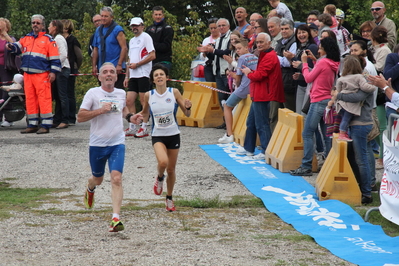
[176,82,223,128]
[265,108,317,172]
[315,133,361,206]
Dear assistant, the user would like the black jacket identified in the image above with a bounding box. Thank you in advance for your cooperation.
[145,20,174,63]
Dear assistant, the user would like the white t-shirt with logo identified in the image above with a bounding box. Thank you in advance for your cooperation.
[128,32,155,78]
[80,87,126,147]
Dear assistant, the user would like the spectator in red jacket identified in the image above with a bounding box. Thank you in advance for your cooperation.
[239,32,285,160]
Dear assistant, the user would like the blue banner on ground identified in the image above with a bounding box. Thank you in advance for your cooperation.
[200,143,399,266]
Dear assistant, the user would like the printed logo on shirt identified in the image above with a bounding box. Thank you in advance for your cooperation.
[165,98,172,103]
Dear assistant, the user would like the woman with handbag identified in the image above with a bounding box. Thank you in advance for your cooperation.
[290,37,340,176]
[0,18,20,127]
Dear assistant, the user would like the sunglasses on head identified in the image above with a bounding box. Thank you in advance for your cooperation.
[370,7,382,12]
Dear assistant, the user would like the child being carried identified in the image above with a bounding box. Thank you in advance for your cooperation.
[335,55,376,141]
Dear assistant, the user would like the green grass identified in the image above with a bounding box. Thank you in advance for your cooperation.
[0,181,69,219]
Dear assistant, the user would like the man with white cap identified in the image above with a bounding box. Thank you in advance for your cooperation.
[124,17,155,138]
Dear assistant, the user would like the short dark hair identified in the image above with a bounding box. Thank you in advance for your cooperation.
[320,37,341,62]
[152,6,164,13]
[308,10,320,17]
[150,64,169,84]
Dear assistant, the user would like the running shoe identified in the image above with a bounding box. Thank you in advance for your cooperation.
[251,153,265,160]
[84,187,95,209]
[165,198,176,212]
[218,133,234,144]
[134,127,149,138]
[153,175,164,195]
[109,218,124,232]
[236,146,254,156]
[125,127,136,137]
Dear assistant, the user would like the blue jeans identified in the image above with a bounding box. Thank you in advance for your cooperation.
[244,101,271,154]
[53,67,70,124]
[350,124,373,197]
[301,99,331,169]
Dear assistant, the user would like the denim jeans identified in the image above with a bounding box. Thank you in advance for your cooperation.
[244,101,271,154]
[349,124,373,197]
[53,67,70,124]
[301,99,331,169]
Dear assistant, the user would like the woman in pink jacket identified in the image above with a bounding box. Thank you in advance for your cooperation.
[290,37,340,176]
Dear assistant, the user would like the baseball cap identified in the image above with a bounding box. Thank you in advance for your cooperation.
[336,9,345,19]
[130,17,143,26]
[308,23,318,30]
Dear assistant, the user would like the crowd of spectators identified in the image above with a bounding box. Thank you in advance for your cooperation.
[1,2,398,206]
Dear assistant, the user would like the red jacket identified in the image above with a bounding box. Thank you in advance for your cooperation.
[247,48,285,102]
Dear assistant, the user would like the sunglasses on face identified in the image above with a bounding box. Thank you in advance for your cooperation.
[370,7,382,12]
[31,21,41,25]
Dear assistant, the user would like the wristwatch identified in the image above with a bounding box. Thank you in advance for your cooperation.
[382,86,389,92]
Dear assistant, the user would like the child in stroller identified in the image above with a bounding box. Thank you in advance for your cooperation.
[0,73,25,126]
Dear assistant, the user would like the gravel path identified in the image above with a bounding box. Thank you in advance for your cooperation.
[0,119,354,266]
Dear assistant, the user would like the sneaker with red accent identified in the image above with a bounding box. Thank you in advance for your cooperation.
[153,175,164,195]
[337,132,352,142]
[165,198,176,212]
[109,218,124,232]
[84,187,95,209]
[125,127,136,137]
[134,127,149,138]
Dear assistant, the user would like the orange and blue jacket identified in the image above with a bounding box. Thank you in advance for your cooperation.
[9,31,61,74]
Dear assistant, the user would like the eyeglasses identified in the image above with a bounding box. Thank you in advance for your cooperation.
[255,41,264,44]
[370,7,383,12]
[31,21,41,25]
[218,24,227,27]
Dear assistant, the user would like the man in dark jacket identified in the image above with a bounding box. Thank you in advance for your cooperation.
[145,6,174,71]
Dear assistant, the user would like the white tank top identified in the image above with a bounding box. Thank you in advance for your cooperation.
[149,87,180,137]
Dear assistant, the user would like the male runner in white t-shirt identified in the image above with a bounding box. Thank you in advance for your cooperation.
[78,62,142,232]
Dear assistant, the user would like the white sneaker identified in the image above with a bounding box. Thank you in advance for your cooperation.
[1,121,13,127]
[252,153,265,160]
[218,133,234,144]
[134,127,149,138]
[236,146,254,156]
[125,128,136,136]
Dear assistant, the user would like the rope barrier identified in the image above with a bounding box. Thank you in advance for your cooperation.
[68,73,232,95]
[167,78,232,95]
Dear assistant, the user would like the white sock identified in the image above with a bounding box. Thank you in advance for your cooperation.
[112,213,120,220]
[141,122,147,129]
[129,123,136,130]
